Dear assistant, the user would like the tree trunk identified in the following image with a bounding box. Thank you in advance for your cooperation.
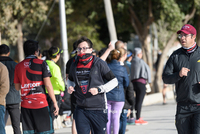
[153,4,196,92]
[143,35,154,90]
[154,33,177,92]
[143,35,153,72]
[17,23,24,62]
[0,32,1,45]
[129,0,154,92]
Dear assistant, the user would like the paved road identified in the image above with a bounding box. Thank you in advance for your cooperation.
[55,99,177,134]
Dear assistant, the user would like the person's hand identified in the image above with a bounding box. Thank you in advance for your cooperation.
[127,109,131,117]
[179,67,190,77]
[88,88,98,95]
[68,86,75,94]
[60,91,64,97]
[53,103,59,116]
[108,42,115,51]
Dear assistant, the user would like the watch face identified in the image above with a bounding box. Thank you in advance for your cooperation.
[98,88,101,92]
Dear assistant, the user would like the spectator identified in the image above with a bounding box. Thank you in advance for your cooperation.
[42,50,49,60]
[65,41,78,134]
[115,40,125,49]
[14,40,59,134]
[119,48,135,133]
[131,47,151,125]
[46,47,65,119]
[107,48,129,134]
[125,51,135,124]
[0,44,21,134]
[0,62,9,134]
[125,50,133,71]
[37,50,42,59]
[92,49,98,57]
[46,46,65,129]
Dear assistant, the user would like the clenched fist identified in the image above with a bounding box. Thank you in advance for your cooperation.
[68,86,75,94]
[179,67,190,77]
[88,88,98,95]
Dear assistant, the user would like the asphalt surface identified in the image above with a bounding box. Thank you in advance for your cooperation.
[6,99,177,134]
[54,99,177,134]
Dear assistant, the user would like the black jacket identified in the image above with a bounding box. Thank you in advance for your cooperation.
[68,56,116,110]
[0,56,21,104]
[123,63,134,109]
[162,46,200,103]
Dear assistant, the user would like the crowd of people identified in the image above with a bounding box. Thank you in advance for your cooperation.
[66,37,151,134]
[0,23,197,134]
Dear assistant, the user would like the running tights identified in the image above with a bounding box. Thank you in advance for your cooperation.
[132,82,146,120]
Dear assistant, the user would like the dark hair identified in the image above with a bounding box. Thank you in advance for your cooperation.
[0,44,10,55]
[38,50,41,56]
[98,48,107,57]
[23,40,39,57]
[73,41,78,51]
[76,36,93,48]
[48,46,59,58]
[70,41,78,57]
[42,50,50,60]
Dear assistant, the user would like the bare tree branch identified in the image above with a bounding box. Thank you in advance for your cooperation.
[130,16,142,39]
[129,5,143,36]
[184,4,196,24]
[143,0,154,39]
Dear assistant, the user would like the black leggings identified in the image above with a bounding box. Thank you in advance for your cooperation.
[5,103,21,134]
[132,82,146,120]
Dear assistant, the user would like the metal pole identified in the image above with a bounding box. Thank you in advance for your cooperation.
[59,0,68,80]
[103,0,117,41]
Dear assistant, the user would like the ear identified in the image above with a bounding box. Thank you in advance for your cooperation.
[192,34,196,40]
[57,53,60,58]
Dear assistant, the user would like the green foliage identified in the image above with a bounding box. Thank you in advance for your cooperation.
[66,0,106,51]
[155,0,197,50]
[195,0,200,14]
[33,1,105,54]
[1,0,200,58]
[112,1,134,39]
[155,20,174,49]
[159,0,184,31]
[0,0,52,45]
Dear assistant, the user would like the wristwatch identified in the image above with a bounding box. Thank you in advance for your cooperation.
[97,87,101,93]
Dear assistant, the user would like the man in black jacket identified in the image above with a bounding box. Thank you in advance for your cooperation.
[162,24,200,134]
[0,44,21,134]
[67,36,118,134]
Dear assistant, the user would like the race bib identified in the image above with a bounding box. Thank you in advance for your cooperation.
[80,80,88,94]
